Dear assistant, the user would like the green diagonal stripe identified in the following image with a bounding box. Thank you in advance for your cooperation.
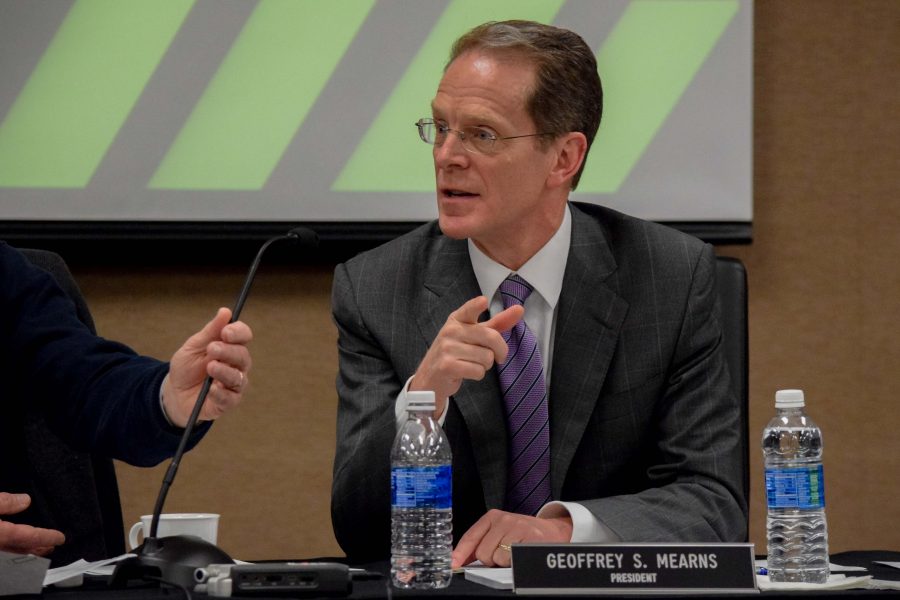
[332,0,565,192]
[0,0,193,188]
[578,0,739,193]
[150,0,375,190]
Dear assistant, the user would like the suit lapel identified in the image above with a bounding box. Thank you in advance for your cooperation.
[549,205,629,498]
[415,238,508,510]
[413,207,629,506]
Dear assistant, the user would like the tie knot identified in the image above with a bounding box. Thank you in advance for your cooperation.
[499,274,534,309]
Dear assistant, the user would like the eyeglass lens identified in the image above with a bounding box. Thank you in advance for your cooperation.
[417,119,497,153]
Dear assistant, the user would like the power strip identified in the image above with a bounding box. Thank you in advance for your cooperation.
[196,562,351,597]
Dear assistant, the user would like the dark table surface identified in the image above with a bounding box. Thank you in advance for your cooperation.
[21,550,900,599]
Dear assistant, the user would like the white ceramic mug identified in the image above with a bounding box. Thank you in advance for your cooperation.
[128,513,220,549]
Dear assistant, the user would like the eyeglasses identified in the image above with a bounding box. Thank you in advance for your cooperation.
[415,118,552,155]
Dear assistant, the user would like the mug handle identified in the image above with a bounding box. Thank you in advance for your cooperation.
[128,521,144,550]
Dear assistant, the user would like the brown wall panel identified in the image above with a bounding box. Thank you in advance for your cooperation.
[720,0,900,554]
[61,0,898,559]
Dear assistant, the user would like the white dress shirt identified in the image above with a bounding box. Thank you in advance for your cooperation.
[395,205,618,542]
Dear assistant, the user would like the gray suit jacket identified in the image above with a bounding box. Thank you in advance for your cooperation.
[331,202,746,561]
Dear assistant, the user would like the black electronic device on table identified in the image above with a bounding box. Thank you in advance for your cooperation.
[196,562,352,597]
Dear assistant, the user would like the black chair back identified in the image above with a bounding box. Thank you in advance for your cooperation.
[714,256,750,531]
[17,248,126,564]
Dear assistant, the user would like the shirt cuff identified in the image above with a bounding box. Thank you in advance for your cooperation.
[158,373,176,426]
[395,376,449,428]
[538,501,621,543]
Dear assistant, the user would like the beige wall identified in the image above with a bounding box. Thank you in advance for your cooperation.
[63,0,898,560]
[717,0,899,554]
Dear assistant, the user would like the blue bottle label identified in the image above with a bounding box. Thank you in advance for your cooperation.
[765,464,825,509]
[391,465,452,509]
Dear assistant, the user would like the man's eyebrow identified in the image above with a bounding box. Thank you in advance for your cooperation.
[428,102,502,128]
[460,114,501,130]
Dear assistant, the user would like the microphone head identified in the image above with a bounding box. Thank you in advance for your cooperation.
[286,227,318,248]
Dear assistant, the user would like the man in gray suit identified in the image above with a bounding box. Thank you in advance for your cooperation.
[331,20,746,567]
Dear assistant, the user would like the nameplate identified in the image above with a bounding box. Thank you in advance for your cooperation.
[511,543,757,595]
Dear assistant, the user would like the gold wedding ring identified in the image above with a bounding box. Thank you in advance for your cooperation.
[497,543,512,553]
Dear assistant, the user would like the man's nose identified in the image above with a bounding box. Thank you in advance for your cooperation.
[433,131,468,167]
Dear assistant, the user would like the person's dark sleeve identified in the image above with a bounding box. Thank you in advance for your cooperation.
[2,244,209,467]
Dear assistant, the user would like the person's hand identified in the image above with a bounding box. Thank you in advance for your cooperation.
[0,493,65,556]
[410,296,523,416]
[451,509,573,568]
[163,307,253,427]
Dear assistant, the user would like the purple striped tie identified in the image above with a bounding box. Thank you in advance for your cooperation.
[497,274,551,515]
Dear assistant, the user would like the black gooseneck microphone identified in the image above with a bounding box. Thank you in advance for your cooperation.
[111,227,318,589]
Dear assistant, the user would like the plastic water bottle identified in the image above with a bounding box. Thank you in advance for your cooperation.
[390,391,452,589]
[763,389,829,583]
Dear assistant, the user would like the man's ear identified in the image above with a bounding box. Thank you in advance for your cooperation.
[546,132,588,190]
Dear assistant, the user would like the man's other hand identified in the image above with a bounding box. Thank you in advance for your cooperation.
[451,509,573,568]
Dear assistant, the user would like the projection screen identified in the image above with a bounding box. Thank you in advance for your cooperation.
[0,0,753,243]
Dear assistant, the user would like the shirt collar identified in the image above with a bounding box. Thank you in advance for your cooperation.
[468,204,572,309]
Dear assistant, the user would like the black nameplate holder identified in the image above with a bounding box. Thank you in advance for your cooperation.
[511,543,757,595]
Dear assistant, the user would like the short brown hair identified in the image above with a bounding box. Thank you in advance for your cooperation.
[448,20,602,189]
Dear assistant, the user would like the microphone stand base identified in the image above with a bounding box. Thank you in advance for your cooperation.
[110,535,233,589]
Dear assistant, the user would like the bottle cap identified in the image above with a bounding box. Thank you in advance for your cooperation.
[407,391,436,412]
[775,389,805,408]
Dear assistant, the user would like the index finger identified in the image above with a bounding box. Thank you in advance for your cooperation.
[483,304,524,334]
[0,520,65,552]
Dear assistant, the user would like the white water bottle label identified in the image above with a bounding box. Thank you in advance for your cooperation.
[391,465,451,509]
[765,465,825,509]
